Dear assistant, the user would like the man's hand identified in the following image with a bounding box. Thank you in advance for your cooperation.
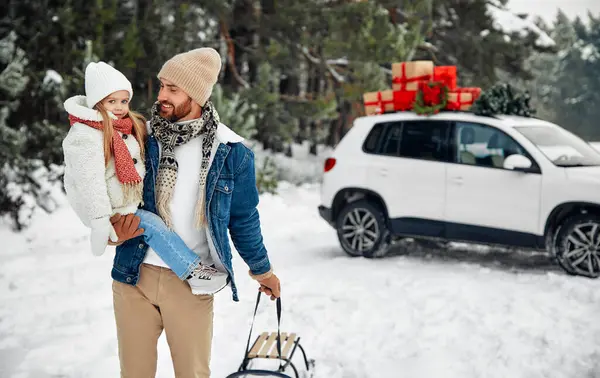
[257,273,281,301]
[108,213,144,246]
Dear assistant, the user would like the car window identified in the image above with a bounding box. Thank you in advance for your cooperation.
[398,121,451,162]
[363,123,385,153]
[515,125,600,167]
[380,124,402,155]
[363,120,450,162]
[363,122,402,156]
[453,122,531,169]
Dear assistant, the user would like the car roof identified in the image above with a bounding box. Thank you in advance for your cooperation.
[492,114,556,128]
[355,111,557,130]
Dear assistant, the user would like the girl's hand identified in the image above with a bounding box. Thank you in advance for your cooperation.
[109,213,144,246]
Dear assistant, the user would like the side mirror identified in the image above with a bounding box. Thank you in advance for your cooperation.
[503,154,533,172]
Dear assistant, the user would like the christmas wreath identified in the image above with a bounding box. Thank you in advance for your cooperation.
[414,81,449,115]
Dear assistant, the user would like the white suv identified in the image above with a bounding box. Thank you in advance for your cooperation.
[318,111,600,278]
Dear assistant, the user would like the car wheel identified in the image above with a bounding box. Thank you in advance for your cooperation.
[554,214,600,278]
[336,200,391,258]
[550,224,577,276]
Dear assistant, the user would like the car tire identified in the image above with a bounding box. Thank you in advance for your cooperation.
[335,200,391,258]
[553,213,600,278]
[550,224,577,276]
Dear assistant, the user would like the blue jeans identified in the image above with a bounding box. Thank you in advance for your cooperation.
[135,209,200,280]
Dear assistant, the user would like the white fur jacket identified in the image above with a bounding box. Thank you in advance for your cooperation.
[62,95,145,228]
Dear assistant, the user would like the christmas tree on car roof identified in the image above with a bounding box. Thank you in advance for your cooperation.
[470,82,536,117]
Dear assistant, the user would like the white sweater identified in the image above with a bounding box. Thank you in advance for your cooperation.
[143,119,245,272]
[62,95,146,227]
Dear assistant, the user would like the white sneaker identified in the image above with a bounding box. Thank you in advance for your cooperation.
[187,264,229,295]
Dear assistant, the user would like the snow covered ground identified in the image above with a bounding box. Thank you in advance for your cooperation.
[2,182,600,378]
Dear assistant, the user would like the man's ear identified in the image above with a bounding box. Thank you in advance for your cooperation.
[190,97,202,114]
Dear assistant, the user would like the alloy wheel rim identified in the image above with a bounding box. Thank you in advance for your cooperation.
[563,222,600,277]
[341,208,380,252]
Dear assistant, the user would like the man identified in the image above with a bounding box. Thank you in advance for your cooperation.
[108,47,281,378]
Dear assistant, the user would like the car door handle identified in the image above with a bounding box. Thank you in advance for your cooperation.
[451,176,463,185]
[380,168,388,176]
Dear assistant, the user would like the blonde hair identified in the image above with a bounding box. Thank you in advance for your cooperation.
[95,102,147,166]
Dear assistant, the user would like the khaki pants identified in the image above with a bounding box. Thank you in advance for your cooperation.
[112,263,214,378]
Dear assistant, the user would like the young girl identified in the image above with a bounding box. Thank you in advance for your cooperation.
[62,61,227,295]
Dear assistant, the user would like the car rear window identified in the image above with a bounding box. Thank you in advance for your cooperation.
[363,123,386,153]
[363,120,451,162]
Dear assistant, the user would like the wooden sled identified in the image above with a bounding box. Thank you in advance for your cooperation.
[225,291,314,378]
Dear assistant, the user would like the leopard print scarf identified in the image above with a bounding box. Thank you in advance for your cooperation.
[149,100,219,229]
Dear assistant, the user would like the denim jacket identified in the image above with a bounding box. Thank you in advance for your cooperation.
[112,125,271,302]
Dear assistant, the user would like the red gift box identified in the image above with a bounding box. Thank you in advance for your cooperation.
[433,66,457,90]
[393,90,417,111]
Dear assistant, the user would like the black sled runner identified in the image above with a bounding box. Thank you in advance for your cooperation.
[226,291,315,378]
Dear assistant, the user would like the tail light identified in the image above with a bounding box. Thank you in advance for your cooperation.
[324,158,336,172]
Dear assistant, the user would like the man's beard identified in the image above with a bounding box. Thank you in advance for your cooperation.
[159,99,192,122]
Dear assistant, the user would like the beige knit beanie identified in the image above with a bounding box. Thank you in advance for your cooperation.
[157,47,222,106]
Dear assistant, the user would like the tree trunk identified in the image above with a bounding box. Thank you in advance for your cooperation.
[309,120,318,155]
[296,118,307,144]
[222,0,255,89]
[308,44,325,156]
[332,99,352,146]
[326,118,337,147]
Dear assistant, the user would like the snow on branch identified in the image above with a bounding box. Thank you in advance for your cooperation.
[487,4,555,48]
[326,58,349,66]
[301,46,346,83]
[575,41,600,63]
